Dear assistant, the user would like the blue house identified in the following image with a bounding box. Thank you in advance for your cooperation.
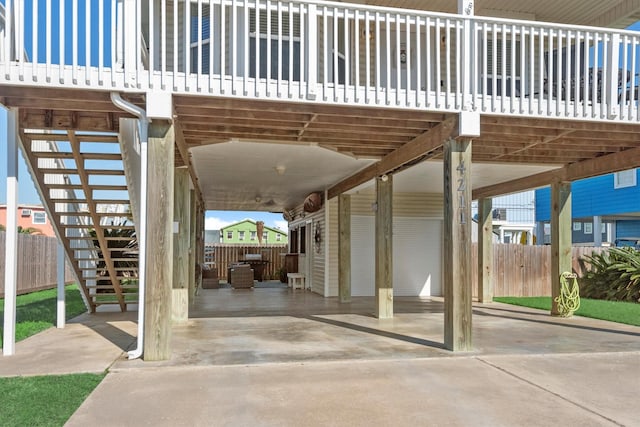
[535,169,640,245]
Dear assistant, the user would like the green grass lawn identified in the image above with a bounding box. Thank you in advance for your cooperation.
[0,285,87,348]
[494,296,640,326]
[0,373,105,427]
[0,286,100,426]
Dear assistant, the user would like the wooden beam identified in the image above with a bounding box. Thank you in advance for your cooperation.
[144,121,175,361]
[478,198,493,303]
[328,116,457,199]
[444,138,473,351]
[375,175,393,319]
[338,194,351,303]
[472,146,640,199]
[550,181,572,317]
[172,168,190,324]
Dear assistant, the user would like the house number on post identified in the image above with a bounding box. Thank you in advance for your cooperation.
[457,159,466,224]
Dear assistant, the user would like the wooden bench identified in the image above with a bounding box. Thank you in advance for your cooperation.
[287,273,305,290]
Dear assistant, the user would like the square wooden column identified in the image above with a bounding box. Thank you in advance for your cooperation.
[478,197,493,303]
[338,194,351,303]
[375,175,393,319]
[172,168,190,324]
[188,189,197,303]
[143,121,175,361]
[444,138,473,351]
[551,181,572,316]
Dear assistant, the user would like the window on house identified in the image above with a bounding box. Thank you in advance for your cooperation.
[32,211,47,224]
[249,10,301,81]
[290,229,298,253]
[614,169,637,189]
[276,233,282,242]
[190,6,212,74]
[263,231,268,242]
[239,231,245,241]
[21,208,32,217]
[299,225,306,254]
[484,37,522,96]
[226,230,233,240]
[584,223,593,234]
[250,231,257,241]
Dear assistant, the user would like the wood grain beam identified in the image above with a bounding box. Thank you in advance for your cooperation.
[327,116,457,199]
[472,145,640,199]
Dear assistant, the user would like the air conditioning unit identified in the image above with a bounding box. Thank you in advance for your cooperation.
[21,209,32,217]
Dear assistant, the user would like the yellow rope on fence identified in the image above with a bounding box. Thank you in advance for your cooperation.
[554,272,580,317]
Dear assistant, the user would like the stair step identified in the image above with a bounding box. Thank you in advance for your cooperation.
[40,168,125,176]
[31,151,122,161]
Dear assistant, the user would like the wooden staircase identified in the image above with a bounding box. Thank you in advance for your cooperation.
[20,129,139,312]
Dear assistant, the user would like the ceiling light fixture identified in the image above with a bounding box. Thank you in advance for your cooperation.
[275,165,286,175]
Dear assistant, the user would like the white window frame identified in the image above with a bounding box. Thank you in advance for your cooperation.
[614,169,637,189]
[276,233,282,241]
[239,231,245,241]
[263,231,268,242]
[250,231,257,241]
[584,223,593,234]
[226,230,233,240]
[32,211,47,224]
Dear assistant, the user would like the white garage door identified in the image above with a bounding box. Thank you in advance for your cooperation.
[351,216,442,297]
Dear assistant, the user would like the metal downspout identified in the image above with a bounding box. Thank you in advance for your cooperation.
[110,92,149,360]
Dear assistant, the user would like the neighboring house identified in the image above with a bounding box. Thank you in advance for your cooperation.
[473,191,536,244]
[535,169,640,245]
[221,219,287,245]
[0,205,55,237]
[4,0,640,358]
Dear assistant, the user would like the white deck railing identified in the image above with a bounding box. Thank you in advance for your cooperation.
[2,0,640,122]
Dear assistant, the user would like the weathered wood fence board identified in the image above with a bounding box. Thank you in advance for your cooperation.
[0,232,75,298]
[471,244,607,297]
[205,244,288,281]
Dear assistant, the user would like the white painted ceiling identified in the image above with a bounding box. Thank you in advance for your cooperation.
[191,141,375,211]
[191,140,559,211]
[342,0,640,28]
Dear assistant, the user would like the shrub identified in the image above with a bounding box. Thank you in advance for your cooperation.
[579,247,640,302]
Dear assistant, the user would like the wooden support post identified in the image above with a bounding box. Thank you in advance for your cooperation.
[172,168,190,324]
[3,108,18,356]
[188,189,197,303]
[143,121,174,361]
[444,138,473,351]
[551,180,572,317]
[478,197,493,303]
[338,194,351,303]
[375,175,393,319]
[196,203,205,293]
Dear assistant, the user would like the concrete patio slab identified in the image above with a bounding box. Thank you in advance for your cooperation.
[67,354,635,427]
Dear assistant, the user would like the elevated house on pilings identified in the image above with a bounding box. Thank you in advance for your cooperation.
[3,0,640,359]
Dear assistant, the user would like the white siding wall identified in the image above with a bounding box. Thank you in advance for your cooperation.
[349,192,444,297]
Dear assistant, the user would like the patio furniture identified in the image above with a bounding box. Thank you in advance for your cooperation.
[201,264,219,289]
[240,254,270,281]
[287,273,305,290]
[230,264,254,289]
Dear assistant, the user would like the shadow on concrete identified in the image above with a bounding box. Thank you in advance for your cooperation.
[304,314,445,350]
[473,308,640,338]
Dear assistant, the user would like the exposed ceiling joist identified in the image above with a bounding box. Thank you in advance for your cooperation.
[472,146,640,200]
[327,116,457,199]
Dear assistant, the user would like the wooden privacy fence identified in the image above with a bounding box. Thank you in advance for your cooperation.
[471,244,608,297]
[0,232,75,298]
[205,244,288,281]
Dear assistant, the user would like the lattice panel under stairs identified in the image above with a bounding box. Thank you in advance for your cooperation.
[20,129,139,312]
